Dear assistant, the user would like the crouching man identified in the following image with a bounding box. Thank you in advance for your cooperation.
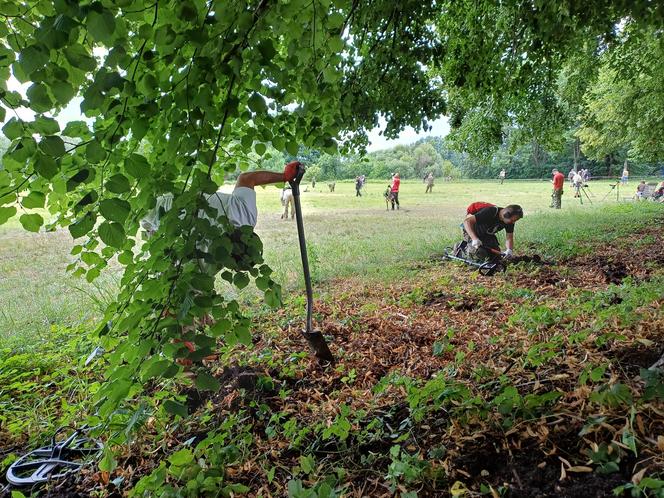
[454,202,524,261]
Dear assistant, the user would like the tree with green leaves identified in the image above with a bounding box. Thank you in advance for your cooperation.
[0,0,446,422]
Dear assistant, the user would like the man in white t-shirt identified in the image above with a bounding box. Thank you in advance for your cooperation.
[142,163,300,235]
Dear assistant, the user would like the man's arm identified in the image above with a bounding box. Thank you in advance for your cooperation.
[505,232,514,251]
[463,215,480,243]
[235,171,286,189]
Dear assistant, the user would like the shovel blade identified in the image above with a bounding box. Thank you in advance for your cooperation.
[301,330,335,364]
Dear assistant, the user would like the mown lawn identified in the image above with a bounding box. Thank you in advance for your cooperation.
[2,178,660,348]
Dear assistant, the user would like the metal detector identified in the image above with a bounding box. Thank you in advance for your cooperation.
[6,426,102,487]
[443,246,504,276]
[289,165,335,364]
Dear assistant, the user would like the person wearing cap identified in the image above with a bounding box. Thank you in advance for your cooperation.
[551,168,565,209]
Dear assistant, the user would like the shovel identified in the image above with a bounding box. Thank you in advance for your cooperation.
[289,165,335,364]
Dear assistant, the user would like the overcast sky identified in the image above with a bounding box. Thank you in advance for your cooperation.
[365,117,450,152]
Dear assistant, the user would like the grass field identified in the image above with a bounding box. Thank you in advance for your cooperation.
[1,178,662,349]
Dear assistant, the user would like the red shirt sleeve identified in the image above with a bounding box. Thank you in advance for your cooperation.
[553,173,564,189]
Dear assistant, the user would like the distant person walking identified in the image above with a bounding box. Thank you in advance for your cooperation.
[499,169,506,184]
[621,166,629,185]
[573,170,584,198]
[281,186,295,220]
[355,176,363,197]
[390,173,401,210]
[328,181,336,192]
[568,169,575,186]
[425,173,434,193]
[551,168,565,209]
[311,176,316,190]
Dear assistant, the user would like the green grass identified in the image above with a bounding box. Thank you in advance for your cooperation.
[1,179,662,347]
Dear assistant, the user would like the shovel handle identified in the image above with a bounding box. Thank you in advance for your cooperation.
[289,165,313,333]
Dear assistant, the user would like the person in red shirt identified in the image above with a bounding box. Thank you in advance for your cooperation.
[390,173,401,210]
[551,168,565,209]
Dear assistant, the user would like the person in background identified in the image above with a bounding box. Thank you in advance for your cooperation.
[499,168,506,185]
[281,185,295,219]
[573,170,584,198]
[425,172,434,193]
[551,168,565,209]
[568,169,575,186]
[390,173,401,210]
[311,176,316,190]
[355,176,363,197]
[621,166,629,185]
[635,180,647,200]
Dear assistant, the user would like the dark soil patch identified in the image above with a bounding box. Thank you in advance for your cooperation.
[448,429,634,498]
[507,254,551,265]
[611,343,664,376]
[598,259,630,285]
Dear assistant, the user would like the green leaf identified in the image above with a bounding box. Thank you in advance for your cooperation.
[163,400,188,418]
[18,45,49,75]
[39,136,66,157]
[19,213,43,232]
[142,359,171,381]
[2,117,25,140]
[87,10,116,43]
[22,191,45,209]
[124,153,150,178]
[254,142,266,156]
[264,288,281,308]
[0,206,17,225]
[286,141,299,155]
[86,140,106,163]
[168,449,194,467]
[63,44,97,71]
[62,121,92,139]
[33,154,59,179]
[105,174,131,193]
[328,12,345,29]
[328,36,344,52]
[98,221,125,248]
[195,372,220,391]
[99,198,131,223]
[69,212,97,239]
[26,83,53,113]
[50,80,76,105]
[233,272,250,289]
[98,450,117,473]
[248,93,267,114]
[210,318,231,337]
[33,117,60,135]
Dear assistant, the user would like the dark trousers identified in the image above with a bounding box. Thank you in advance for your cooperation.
[391,191,399,209]
[356,187,361,196]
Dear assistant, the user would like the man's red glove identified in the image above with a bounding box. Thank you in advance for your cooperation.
[284,161,301,182]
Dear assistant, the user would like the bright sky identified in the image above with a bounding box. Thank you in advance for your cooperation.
[365,117,450,152]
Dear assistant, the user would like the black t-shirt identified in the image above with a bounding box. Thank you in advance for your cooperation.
[473,206,514,236]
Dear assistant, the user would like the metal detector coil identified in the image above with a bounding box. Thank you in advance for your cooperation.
[443,247,504,276]
[6,426,102,487]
